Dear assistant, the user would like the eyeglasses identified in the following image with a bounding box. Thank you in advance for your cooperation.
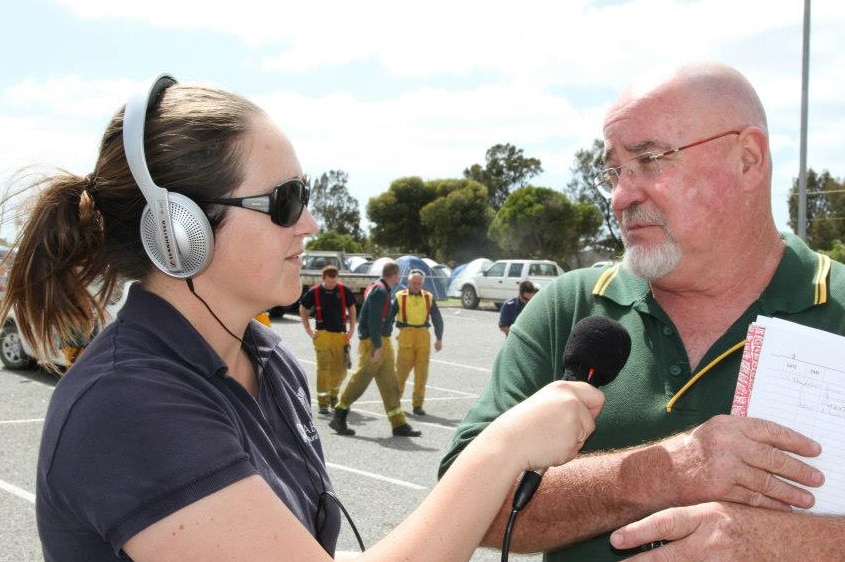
[595,130,742,200]
[201,177,310,227]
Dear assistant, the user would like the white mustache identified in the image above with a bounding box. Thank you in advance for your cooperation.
[621,205,668,231]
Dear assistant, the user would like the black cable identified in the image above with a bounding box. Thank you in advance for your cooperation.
[186,278,366,552]
[501,509,519,562]
[322,490,366,552]
[501,471,543,562]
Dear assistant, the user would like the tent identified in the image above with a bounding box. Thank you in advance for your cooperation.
[368,257,392,278]
[394,255,448,299]
[346,255,370,272]
[367,256,449,299]
[446,258,493,298]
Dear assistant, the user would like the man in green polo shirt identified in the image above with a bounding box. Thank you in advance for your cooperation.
[440,62,845,561]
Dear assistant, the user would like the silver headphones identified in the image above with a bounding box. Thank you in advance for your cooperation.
[122,73,214,278]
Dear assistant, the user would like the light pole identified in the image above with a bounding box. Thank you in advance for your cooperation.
[798,0,811,239]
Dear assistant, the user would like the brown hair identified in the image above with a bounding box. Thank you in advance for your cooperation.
[322,265,339,278]
[519,280,537,296]
[382,261,400,279]
[0,82,264,367]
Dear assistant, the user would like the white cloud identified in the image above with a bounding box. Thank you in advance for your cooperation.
[4,0,844,236]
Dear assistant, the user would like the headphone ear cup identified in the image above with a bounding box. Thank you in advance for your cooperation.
[139,192,214,279]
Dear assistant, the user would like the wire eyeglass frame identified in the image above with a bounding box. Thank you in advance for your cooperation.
[595,130,742,200]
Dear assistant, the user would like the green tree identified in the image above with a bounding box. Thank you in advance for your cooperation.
[310,170,364,241]
[563,138,622,255]
[819,240,845,264]
[463,143,543,210]
[419,178,497,264]
[788,169,845,251]
[305,231,365,254]
[489,186,603,267]
[366,176,437,255]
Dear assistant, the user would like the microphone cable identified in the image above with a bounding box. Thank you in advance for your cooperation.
[501,470,542,562]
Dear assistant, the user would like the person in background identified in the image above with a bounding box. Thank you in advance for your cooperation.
[392,269,443,416]
[299,264,357,415]
[498,279,537,337]
[330,261,422,437]
[1,73,607,562]
[440,61,845,561]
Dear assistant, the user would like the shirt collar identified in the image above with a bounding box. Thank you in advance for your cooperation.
[119,283,279,379]
[591,232,830,315]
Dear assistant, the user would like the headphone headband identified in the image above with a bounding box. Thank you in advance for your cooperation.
[123,74,184,273]
[123,74,214,278]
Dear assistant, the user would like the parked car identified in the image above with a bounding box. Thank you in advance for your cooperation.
[459,259,564,309]
[0,280,132,371]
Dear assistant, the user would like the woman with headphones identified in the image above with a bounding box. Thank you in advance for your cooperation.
[1,75,604,561]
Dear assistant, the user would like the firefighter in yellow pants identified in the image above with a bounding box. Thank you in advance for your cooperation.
[331,261,421,437]
[299,265,357,415]
[393,269,443,416]
[334,338,408,431]
[312,330,350,409]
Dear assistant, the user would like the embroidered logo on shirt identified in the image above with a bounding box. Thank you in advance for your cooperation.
[297,421,320,443]
[296,386,310,410]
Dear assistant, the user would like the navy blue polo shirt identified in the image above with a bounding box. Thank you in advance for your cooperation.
[36,284,339,560]
[498,295,527,328]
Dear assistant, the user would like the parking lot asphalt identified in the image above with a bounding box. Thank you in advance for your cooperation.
[0,302,541,562]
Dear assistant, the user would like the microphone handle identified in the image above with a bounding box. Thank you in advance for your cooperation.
[512,470,543,511]
[513,368,597,512]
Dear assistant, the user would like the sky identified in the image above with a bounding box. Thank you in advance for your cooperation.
[1,0,843,240]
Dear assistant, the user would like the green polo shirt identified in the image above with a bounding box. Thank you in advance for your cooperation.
[439,232,845,561]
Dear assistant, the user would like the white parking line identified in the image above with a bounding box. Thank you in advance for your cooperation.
[0,418,45,425]
[429,358,491,373]
[0,479,35,503]
[300,356,492,375]
[325,463,427,491]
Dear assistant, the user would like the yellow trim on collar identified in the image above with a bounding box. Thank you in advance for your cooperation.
[666,340,746,412]
[814,253,831,305]
[592,264,621,296]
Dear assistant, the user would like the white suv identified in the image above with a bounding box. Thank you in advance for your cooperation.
[459,259,563,309]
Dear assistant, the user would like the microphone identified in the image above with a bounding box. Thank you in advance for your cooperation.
[502,317,632,561]
[562,315,632,387]
[511,316,631,510]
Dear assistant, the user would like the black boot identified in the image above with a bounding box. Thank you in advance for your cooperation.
[392,423,421,437]
[330,408,355,436]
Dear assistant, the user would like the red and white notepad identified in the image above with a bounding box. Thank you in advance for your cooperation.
[732,315,845,514]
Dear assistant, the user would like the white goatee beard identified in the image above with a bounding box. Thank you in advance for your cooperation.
[620,205,682,281]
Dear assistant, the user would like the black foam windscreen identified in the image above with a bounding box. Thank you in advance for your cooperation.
[562,316,631,387]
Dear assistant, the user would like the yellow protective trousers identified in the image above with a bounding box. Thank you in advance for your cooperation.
[395,327,431,408]
[313,330,348,407]
[337,338,407,429]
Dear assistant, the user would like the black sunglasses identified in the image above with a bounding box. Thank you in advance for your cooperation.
[201,177,310,227]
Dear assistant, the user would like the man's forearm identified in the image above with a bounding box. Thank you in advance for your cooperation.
[481,443,680,552]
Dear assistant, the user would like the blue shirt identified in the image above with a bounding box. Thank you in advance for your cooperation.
[498,295,527,328]
[36,284,339,560]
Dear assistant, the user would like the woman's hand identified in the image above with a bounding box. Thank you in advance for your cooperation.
[486,381,605,472]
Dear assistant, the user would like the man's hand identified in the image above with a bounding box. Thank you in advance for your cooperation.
[610,502,773,561]
[372,346,383,362]
[610,500,845,561]
[664,415,823,510]
[434,340,442,352]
